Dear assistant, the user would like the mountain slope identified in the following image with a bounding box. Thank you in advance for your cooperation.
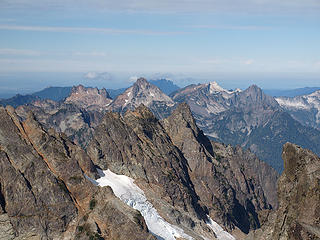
[276,90,320,130]
[87,103,278,236]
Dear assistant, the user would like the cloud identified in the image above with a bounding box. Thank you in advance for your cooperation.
[73,51,107,57]
[129,76,139,82]
[244,59,254,65]
[0,48,41,56]
[83,72,113,81]
[0,24,187,36]
[190,25,271,31]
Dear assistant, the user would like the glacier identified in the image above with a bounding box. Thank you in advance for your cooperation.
[87,169,235,240]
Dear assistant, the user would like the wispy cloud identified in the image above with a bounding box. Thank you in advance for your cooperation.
[0,48,41,56]
[190,25,271,31]
[73,51,107,57]
[0,24,187,36]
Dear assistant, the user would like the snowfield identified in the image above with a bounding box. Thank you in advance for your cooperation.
[87,169,235,240]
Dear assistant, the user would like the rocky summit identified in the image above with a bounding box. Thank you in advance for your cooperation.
[65,85,112,111]
[107,77,175,119]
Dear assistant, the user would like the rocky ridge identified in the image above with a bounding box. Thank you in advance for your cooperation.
[0,106,156,240]
[246,143,320,240]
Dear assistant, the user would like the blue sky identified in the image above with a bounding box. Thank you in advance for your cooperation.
[0,0,319,94]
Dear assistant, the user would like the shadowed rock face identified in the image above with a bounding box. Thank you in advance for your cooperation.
[0,106,156,240]
[87,102,279,236]
[161,103,279,234]
[246,143,320,240]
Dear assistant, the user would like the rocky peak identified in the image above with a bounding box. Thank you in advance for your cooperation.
[246,143,320,240]
[208,81,227,94]
[65,84,112,110]
[234,84,279,110]
[107,78,175,119]
[135,77,149,88]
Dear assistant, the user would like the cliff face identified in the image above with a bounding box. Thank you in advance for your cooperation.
[86,104,212,239]
[246,143,320,240]
[87,103,278,237]
[0,106,156,240]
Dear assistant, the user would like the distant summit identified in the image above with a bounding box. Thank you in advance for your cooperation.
[107,77,175,119]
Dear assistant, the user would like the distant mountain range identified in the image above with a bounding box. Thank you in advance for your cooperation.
[0,79,179,107]
[2,78,320,173]
[170,82,320,173]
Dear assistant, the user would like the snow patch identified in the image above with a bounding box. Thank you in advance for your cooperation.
[87,169,193,240]
[275,98,310,109]
[209,81,227,94]
[206,216,235,240]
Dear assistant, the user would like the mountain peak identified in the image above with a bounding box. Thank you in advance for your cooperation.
[135,77,149,87]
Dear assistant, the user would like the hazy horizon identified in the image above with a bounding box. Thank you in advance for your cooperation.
[0,1,319,97]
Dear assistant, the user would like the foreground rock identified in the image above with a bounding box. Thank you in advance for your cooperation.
[162,103,278,234]
[0,106,155,240]
[246,143,320,240]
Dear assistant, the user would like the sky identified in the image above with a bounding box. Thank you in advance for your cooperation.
[0,0,319,95]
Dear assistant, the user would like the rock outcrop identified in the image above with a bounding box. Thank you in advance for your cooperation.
[0,106,156,240]
[246,143,320,240]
